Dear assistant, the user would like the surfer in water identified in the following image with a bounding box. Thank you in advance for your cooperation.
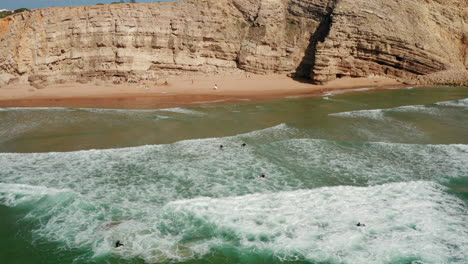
[260,173,266,178]
[115,240,124,248]
[219,145,224,150]
[356,222,366,227]
[241,143,246,147]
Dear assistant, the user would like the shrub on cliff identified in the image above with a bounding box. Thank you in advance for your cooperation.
[14,8,30,13]
[0,11,13,18]
[110,0,136,3]
[0,8,29,19]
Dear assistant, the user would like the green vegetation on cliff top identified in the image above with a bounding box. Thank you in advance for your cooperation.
[0,8,30,19]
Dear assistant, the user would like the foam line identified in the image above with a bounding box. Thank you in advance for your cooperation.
[435,98,468,108]
[323,88,375,96]
[157,107,206,115]
[0,107,73,111]
[0,106,204,116]
[329,104,442,119]
[330,97,468,120]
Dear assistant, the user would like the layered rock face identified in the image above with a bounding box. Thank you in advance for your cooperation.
[312,0,468,83]
[0,0,466,87]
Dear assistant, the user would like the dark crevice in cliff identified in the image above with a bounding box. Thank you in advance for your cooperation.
[293,0,338,83]
[235,2,265,72]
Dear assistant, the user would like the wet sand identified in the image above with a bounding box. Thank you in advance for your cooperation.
[0,74,404,109]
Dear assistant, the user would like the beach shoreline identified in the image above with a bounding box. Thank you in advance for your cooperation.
[0,74,407,109]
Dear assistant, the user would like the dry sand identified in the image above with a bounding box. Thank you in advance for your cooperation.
[0,74,404,109]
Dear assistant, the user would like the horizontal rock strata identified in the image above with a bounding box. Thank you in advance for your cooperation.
[0,0,466,87]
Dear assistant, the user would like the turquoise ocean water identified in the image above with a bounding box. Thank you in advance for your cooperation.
[0,86,467,264]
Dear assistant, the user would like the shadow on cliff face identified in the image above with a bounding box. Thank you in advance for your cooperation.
[293,2,336,84]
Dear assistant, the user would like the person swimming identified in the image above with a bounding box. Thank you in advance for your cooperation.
[219,145,224,150]
[260,173,266,178]
[115,240,124,248]
[241,143,246,147]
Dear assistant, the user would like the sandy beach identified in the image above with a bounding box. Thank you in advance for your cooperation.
[0,74,404,109]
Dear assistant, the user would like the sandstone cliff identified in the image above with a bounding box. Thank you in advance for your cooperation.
[0,0,466,87]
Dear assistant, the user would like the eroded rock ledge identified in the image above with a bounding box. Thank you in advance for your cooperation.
[0,0,466,87]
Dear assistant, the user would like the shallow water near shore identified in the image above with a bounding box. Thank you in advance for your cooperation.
[0,86,467,264]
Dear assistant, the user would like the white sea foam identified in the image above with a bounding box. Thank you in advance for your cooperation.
[0,124,305,209]
[328,106,427,141]
[239,123,299,140]
[75,108,160,113]
[70,108,172,121]
[0,106,129,113]
[0,107,173,143]
[0,107,73,111]
[157,107,206,115]
[384,86,403,90]
[0,106,204,116]
[330,104,441,120]
[0,183,69,207]
[285,95,304,99]
[0,106,176,121]
[162,181,467,263]
[268,139,468,186]
[0,119,45,143]
[323,88,375,96]
[0,132,467,262]
[330,109,386,120]
[192,99,228,104]
[390,105,442,118]
[2,181,465,263]
[0,136,465,206]
[436,98,468,108]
